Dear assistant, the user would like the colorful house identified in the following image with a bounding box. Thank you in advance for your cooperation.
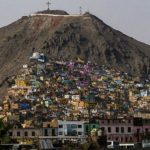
[84,122,99,135]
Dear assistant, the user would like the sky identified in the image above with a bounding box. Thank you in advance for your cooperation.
[0,0,150,45]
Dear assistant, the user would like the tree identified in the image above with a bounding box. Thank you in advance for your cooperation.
[0,118,11,144]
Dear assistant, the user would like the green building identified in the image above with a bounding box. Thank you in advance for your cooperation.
[84,122,99,135]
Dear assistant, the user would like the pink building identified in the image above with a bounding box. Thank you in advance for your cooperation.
[100,118,134,143]
[99,118,150,143]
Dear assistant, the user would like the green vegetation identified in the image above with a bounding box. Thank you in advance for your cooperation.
[0,118,11,144]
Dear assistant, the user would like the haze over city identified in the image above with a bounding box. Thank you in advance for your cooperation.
[0,0,150,44]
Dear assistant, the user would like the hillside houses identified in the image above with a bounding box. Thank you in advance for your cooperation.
[0,52,149,145]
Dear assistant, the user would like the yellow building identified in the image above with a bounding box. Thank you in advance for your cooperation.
[11,103,19,110]
[15,75,28,88]
[43,119,58,128]
[8,88,28,97]
[3,100,9,110]
[22,120,33,128]
[15,79,27,88]
[70,100,90,110]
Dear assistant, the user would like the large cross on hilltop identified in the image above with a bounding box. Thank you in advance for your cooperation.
[46,1,51,10]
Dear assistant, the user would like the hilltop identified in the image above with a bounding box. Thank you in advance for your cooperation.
[36,9,69,15]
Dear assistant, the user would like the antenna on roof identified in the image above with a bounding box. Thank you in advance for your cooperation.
[46,1,51,10]
[79,6,82,15]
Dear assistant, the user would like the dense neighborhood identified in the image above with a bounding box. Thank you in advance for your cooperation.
[0,52,150,149]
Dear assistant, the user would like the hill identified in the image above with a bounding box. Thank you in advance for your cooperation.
[0,10,150,96]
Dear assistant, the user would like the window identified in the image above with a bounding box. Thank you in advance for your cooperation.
[59,132,63,135]
[17,131,20,136]
[108,127,111,133]
[86,125,89,133]
[101,127,105,132]
[101,121,104,124]
[130,137,133,142]
[121,137,123,142]
[24,131,28,136]
[52,129,56,136]
[137,128,140,133]
[9,132,12,136]
[59,125,63,128]
[32,131,35,136]
[44,129,48,136]
[78,125,82,128]
[71,124,77,128]
[128,120,131,123]
[107,120,110,124]
[116,127,119,133]
[145,128,149,133]
[78,132,82,135]
[121,127,124,133]
[128,127,131,133]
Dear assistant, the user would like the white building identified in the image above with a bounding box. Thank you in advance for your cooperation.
[58,120,86,137]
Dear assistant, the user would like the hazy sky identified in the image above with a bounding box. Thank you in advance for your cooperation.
[0,0,150,45]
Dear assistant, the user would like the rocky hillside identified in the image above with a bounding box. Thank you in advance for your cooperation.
[0,10,150,90]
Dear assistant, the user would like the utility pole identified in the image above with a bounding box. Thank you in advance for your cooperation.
[79,6,82,15]
[46,1,51,10]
